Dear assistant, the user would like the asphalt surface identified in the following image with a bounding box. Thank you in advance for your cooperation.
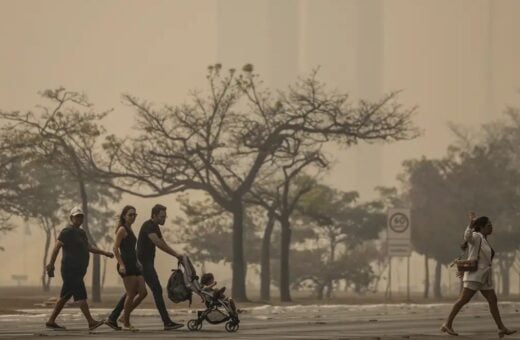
[1,302,520,339]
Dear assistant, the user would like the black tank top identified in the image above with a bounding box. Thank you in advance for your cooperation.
[118,225,138,266]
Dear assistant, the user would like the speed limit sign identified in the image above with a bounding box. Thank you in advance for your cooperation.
[389,212,410,233]
[387,208,411,257]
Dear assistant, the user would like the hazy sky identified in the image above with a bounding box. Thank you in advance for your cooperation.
[1,0,519,289]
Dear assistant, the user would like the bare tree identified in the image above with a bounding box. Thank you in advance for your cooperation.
[0,88,119,301]
[94,65,418,301]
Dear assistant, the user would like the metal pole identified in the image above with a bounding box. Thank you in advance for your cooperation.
[448,266,452,296]
[389,256,392,300]
[406,256,410,301]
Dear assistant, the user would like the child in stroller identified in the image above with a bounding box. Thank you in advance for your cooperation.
[200,273,238,317]
[169,256,240,333]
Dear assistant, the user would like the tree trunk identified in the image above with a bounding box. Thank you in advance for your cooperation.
[433,260,442,299]
[385,257,392,299]
[518,272,520,297]
[330,241,335,263]
[260,210,275,302]
[279,216,292,302]
[499,257,512,297]
[92,254,101,300]
[325,280,333,298]
[231,200,248,302]
[101,254,108,291]
[371,261,387,293]
[324,238,336,299]
[316,282,325,300]
[423,253,429,299]
[79,178,101,302]
[501,266,510,297]
[42,228,52,292]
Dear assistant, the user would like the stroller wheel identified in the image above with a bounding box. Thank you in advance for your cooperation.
[187,319,202,331]
[225,321,239,333]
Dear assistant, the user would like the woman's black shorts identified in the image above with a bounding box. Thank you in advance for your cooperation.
[117,262,142,278]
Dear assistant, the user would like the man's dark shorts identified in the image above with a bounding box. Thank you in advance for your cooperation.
[60,273,87,301]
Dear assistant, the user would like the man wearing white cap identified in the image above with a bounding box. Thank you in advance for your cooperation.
[45,206,114,330]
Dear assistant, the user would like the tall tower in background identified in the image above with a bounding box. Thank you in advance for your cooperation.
[355,0,384,197]
[217,0,385,198]
[215,0,515,199]
[300,0,385,197]
[485,0,495,119]
[216,0,300,90]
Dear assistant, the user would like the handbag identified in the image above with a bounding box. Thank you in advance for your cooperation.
[453,237,482,272]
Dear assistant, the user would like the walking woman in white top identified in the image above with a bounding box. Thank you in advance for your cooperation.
[441,212,516,337]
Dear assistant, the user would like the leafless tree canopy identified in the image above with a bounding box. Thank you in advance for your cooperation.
[97,65,418,204]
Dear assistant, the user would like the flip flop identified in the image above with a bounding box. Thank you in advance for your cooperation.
[440,324,458,336]
[46,322,66,330]
[89,320,105,331]
[499,328,517,338]
[122,324,139,332]
[104,318,121,331]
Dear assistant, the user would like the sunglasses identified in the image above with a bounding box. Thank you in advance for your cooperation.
[128,213,138,217]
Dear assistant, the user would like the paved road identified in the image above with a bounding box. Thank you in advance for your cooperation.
[1,302,520,339]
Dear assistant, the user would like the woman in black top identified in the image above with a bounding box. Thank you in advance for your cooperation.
[110,205,147,331]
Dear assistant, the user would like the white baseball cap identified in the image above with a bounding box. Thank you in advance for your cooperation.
[70,206,84,217]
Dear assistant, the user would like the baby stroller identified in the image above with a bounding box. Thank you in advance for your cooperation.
[167,256,240,333]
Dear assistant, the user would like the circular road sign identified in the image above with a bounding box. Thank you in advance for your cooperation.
[388,212,410,233]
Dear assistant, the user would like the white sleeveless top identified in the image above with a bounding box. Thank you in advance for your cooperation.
[462,227,494,284]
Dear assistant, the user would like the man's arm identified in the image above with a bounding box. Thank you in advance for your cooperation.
[88,245,114,258]
[148,233,182,259]
[46,241,63,270]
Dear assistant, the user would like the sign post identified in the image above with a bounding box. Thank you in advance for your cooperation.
[387,208,412,300]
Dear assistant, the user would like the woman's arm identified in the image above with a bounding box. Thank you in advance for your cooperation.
[463,212,477,244]
[463,226,477,243]
[112,227,127,268]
